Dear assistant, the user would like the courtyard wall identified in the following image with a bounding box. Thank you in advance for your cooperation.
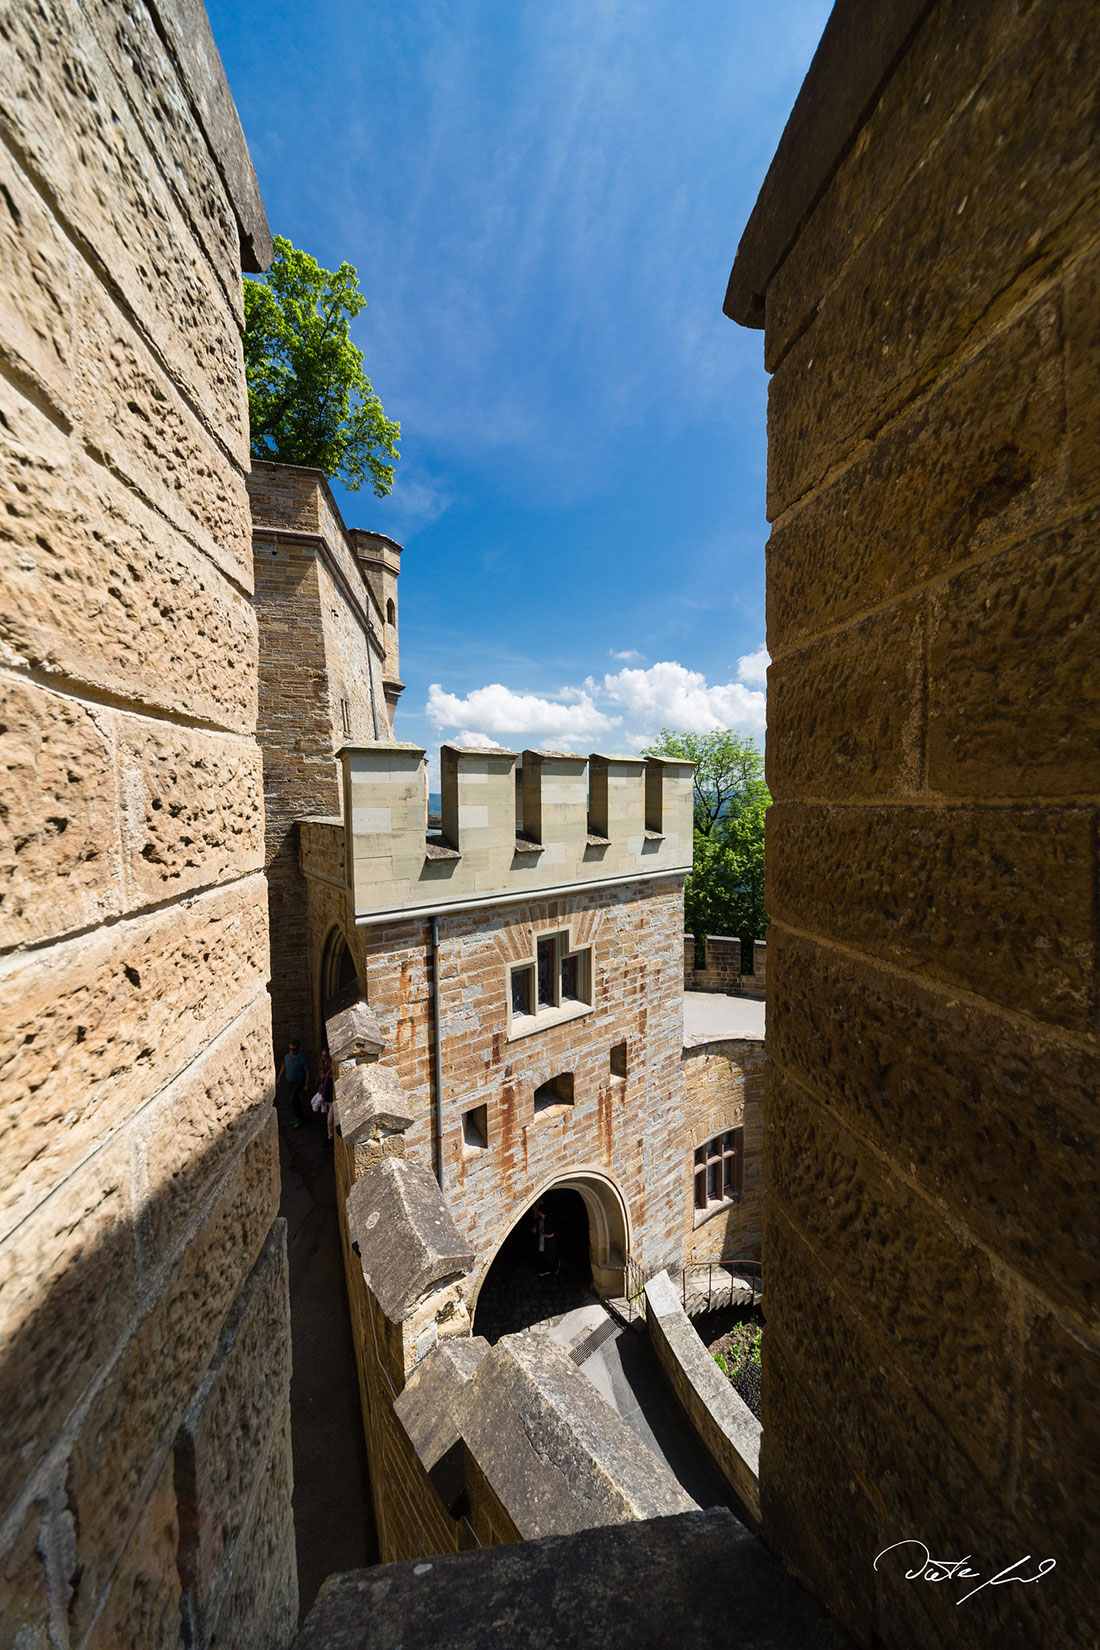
[728,3,1100,1645]
[0,2,295,1644]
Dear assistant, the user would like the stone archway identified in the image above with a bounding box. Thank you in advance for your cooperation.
[469,1168,630,1333]
[320,924,359,1019]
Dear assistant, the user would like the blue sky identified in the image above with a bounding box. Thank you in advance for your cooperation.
[208,0,832,769]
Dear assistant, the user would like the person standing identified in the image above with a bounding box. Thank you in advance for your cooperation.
[317,1047,335,1141]
[276,1039,311,1130]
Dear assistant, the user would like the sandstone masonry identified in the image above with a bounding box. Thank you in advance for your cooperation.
[0,6,295,1645]
[727,3,1100,1647]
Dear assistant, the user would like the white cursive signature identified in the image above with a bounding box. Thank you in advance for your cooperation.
[873,1540,1056,1605]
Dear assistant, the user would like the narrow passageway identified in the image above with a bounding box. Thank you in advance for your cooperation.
[277,1107,376,1621]
[473,1187,597,1343]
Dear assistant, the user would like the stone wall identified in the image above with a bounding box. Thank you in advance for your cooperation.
[644,1270,761,1525]
[683,936,767,998]
[681,1036,764,1265]
[0,2,295,1645]
[728,3,1100,1647]
[316,876,691,1288]
[343,743,694,923]
[250,463,393,1053]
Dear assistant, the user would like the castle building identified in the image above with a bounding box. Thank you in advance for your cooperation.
[249,463,767,1559]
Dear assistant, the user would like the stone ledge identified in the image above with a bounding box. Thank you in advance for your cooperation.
[334,1063,414,1143]
[725,0,930,327]
[345,1159,475,1323]
[293,1507,855,1649]
[324,984,385,1066]
[645,1269,761,1524]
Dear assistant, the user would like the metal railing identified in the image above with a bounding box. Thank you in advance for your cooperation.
[680,1255,763,1314]
[622,1251,651,1324]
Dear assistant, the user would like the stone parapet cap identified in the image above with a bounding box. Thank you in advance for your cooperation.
[334,1064,414,1143]
[346,1159,476,1323]
[293,1508,856,1649]
[324,983,386,1066]
[455,1332,695,1538]
[725,0,929,327]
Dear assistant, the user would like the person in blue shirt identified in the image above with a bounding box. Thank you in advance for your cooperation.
[276,1040,311,1130]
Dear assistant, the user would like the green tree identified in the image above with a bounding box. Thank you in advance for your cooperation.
[244,236,400,494]
[644,728,770,953]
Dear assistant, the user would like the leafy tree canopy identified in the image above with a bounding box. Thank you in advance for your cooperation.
[644,728,770,951]
[644,728,768,836]
[244,236,400,495]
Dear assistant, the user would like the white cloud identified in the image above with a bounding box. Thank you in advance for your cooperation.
[736,645,770,688]
[424,658,766,753]
[609,647,644,662]
[603,661,766,738]
[426,682,619,747]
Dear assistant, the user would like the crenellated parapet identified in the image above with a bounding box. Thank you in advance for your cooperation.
[340,742,693,920]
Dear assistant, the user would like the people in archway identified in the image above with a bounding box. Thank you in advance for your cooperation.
[276,1039,311,1130]
[531,1204,559,1278]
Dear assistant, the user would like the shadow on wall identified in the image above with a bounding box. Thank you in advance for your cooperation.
[1,1099,301,1648]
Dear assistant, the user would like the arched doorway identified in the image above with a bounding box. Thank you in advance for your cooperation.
[320,925,359,1017]
[470,1172,630,1344]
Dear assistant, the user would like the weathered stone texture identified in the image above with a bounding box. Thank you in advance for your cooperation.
[0,876,270,1234]
[0,388,258,730]
[65,1115,280,1642]
[0,1136,136,1503]
[926,513,1100,797]
[766,298,1066,649]
[176,1224,295,1646]
[0,674,123,947]
[0,0,289,1640]
[0,0,248,458]
[765,5,1100,517]
[768,802,1094,1032]
[767,927,1100,1329]
[729,3,1100,1646]
[767,602,924,800]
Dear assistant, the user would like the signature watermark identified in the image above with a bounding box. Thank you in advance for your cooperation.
[873,1540,1056,1605]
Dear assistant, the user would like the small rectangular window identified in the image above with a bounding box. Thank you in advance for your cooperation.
[694,1127,744,1215]
[610,1042,627,1079]
[340,697,351,735]
[511,965,534,1017]
[560,951,579,1001]
[463,1105,488,1151]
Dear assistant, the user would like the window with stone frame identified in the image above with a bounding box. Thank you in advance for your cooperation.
[509,931,592,1033]
[694,1128,744,1212]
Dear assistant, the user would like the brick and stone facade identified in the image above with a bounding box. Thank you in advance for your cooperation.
[727,3,1100,1647]
[0,3,295,1646]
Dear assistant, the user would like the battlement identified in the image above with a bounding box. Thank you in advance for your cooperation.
[341,742,693,919]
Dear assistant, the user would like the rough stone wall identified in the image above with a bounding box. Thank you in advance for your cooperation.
[682,934,768,997]
[682,1037,764,1265]
[250,463,391,1054]
[351,880,689,1287]
[735,4,1100,1647]
[0,2,295,1645]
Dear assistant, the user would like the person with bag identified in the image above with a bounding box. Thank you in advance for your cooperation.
[314,1048,335,1140]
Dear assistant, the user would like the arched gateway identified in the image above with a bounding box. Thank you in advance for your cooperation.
[470,1169,630,1336]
